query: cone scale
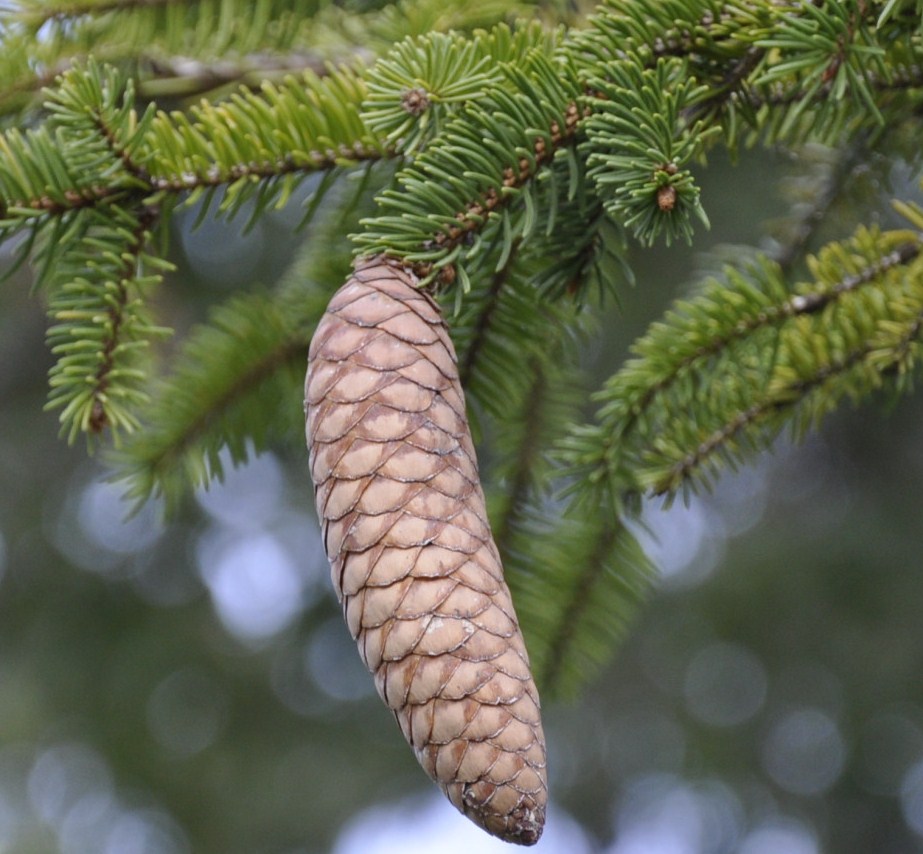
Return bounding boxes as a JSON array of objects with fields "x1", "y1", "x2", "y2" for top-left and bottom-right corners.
[{"x1": 305, "y1": 257, "x2": 547, "y2": 844}]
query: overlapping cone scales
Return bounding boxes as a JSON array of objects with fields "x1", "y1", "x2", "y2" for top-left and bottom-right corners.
[{"x1": 305, "y1": 258, "x2": 547, "y2": 844}]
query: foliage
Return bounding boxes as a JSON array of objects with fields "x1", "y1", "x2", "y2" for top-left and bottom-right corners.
[{"x1": 2, "y1": 0, "x2": 923, "y2": 698}]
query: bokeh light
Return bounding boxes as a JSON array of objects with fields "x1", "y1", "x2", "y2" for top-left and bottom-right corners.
[
  {"x1": 47, "y1": 468, "x2": 164, "y2": 576},
  {"x1": 683, "y1": 642, "x2": 768, "y2": 727},
  {"x1": 78, "y1": 481, "x2": 163, "y2": 557},
  {"x1": 332, "y1": 794, "x2": 593, "y2": 854},
  {"x1": 634, "y1": 499, "x2": 724, "y2": 588},
  {"x1": 146, "y1": 669, "x2": 229, "y2": 758},
  {"x1": 305, "y1": 618, "x2": 376, "y2": 703},
  {"x1": 8, "y1": 742, "x2": 190, "y2": 854},
  {"x1": 195, "y1": 451, "x2": 286, "y2": 530},
  {"x1": 760, "y1": 707, "x2": 846, "y2": 796},
  {"x1": 608, "y1": 774, "x2": 744, "y2": 854},
  {"x1": 858, "y1": 709, "x2": 923, "y2": 796},
  {"x1": 737, "y1": 818, "x2": 819, "y2": 854},
  {"x1": 196, "y1": 528, "x2": 310, "y2": 641},
  {"x1": 900, "y1": 759, "x2": 923, "y2": 837}
]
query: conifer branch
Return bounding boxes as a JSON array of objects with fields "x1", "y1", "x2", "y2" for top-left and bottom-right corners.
[
  {"x1": 657, "y1": 345, "x2": 870, "y2": 494},
  {"x1": 1, "y1": 0, "x2": 548, "y2": 119},
  {"x1": 457, "y1": 241, "x2": 522, "y2": 388},
  {"x1": 490, "y1": 358, "x2": 548, "y2": 562},
  {"x1": 507, "y1": 510, "x2": 653, "y2": 698},
  {"x1": 86, "y1": 208, "x2": 157, "y2": 434},
  {"x1": 130, "y1": 334, "x2": 309, "y2": 504},
  {"x1": 597, "y1": 234, "x2": 921, "y2": 469},
  {"x1": 557, "y1": 227, "x2": 923, "y2": 510},
  {"x1": 115, "y1": 288, "x2": 318, "y2": 509},
  {"x1": 0, "y1": 62, "x2": 393, "y2": 241},
  {"x1": 113, "y1": 169, "x2": 381, "y2": 505},
  {"x1": 772, "y1": 137, "x2": 870, "y2": 274},
  {"x1": 655, "y1": 295, "x2": 923, "y2": 493},
  {"x1": 44, "y1": 204, "x2": 170, "y2": 442},
  {"x1": 538, "y1": 519, "x2": 619, "y2": 692},
  {"x1": 359, "y1": 92, "x2": 584, "y2": 283}
]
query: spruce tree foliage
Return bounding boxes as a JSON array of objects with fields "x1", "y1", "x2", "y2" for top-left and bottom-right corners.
[{"x1": 1, "y1": 0, "x2": 923, "y2": 698}]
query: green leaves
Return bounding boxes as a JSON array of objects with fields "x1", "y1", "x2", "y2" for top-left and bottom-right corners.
[
  {"x1": 560, "y1": 226, "x2": 923, "y2": 506},
  {"x1": 114, "y1": 289, "x2": 311, "y2": 512},
  {"x1": 510, "y1": 514, "x2": 654, "y2": 698},
  {"x1": 756, "y1": 1, "x2": 888, "y2": 136},
  {"x1": 0, "y1": 57, "x2": 394, "y2": 448},
  {"x1": 360, "y1": 23, "x2": 563, "y2": 153},
  {"x1": 143, "y1": 65, "x2": 387, "y2": 218},
  {"x1": 582, "y1": 58, "x2": 713, "y2": 246},
  {"x1": 0, "y1": 62, "x2": 169, "y2": 444},
  {"x1": 356, "y1": 36, "x2": 582, "y2": 281},
  {"x1": 876, "y1": 0, "x2": 923, "y2": 29},
  {"x1": 0, "y1": 66, "x2": 145, "y2": 231},
  {"x1": 45, "y1": 205, "x2": 171, "y2": 444},
  {"x1": 12, "y1": 0, "x2": 325, "y2": 57},
  {"x1": 362, "y1": 32, "x2": 500, "y2": 152}
]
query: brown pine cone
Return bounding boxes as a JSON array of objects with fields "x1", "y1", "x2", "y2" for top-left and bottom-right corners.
[{"x1": 304, "y1": 257, "x2": 547, "y2": 845}]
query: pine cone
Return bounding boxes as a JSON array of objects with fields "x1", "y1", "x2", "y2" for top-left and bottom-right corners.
[{"x1": 304, "y1": 257, "x2": 547, "y2": 844}]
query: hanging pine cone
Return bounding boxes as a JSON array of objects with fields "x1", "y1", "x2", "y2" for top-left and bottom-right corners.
[{"x1": 304, "y1": 257, "x2": 547, "y2": 845}]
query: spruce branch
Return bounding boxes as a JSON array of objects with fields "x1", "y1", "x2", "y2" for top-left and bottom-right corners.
[
  {"x1": 362, "y1": 31, "x2": 503, "y2": 154},
  {"x1": 112, "y1": 165, "x2": 386, "y2": 507},
  {"x1": 536, "y1": 517, "x2": 618, "y2": 693},
  {"x1": 489, "y1": 357, "x2": 551, "y2": 561},
  {"x1": 118, "y1": 64, "x2": 392, "y2": 218},
  {"x1": 0, "y1": 62, "x2": 391, "y2": 232},
  {"x1": 44, "y1": 203, "x2": 171, "y2": 443},
  {"x1": 1, "y1": 0, "x2": 331, "y2": 117},
  {"x1": 771, "y1": 137, "x2": 872, "y2": 275},
  {"x1": 0, "y1": 59, "x2": 394, "y2": 447},
  {"x1": 508, "y1": 512, "x2": 654, "y2": 698},
  {"x1": 117, "y1": 297, "x2": 310, "y2": 511},
  {"x1": 356, "y1": 57, "x2": 585, "y2": 285},
  {"x1": 558, "y1": 226, "x2": 923, "y2": 508},
  {"x1": 473, "y1": 338, "x2": 654, "y2": 699},
  {"x1": 877, "y1": 0, "x2": 923, "y2": 30},
  {"x1": 0, "y1": 0, "x2": 552, "y2": 119},
  {"x1": 655, "y1": 289, "x2": 923, "y2": 493},
  {"x1": 16, "y1": 0, "x2": 175, "y2": 28},
  {"x1": 582, "y1": 56, "x2": 714, "y2": 246},
  {"x1": 456, "y1": 240, "x2": 523, "y2": 390}
]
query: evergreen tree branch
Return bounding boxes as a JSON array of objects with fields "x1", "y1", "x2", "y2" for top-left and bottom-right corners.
[
  {"x1": 537, "y1": 517, "x2": 619, "y2": 693},
  {"x1": 558, "y1": 226, "x2": 923, "y2": 507},
  {"x1": 357, "y1": 82, "x2": 585, "y2": 284},
  {"x1": 507, "y1": 511, "x2": 654, "y2": 698},
  {"x1": 1, "y1": 0, "x2": 551, "y2": 119},
  {"x1": 618, "y1": 235, "x2": 917, "y2": 462},
  {"x1": 771, "y1": 136, "x2": 872, "y2": 275},
  {"x1": 117, "y1": 295, "x2": 312, "y2": 510},
  {"x1": 44, "y1": 203, "x2": 171, "y2": 442},
  {"x1": 113, "y1": 164, "x2": 386, "y2": 507},
  {"x1": 20, "y1": 0, "x2": 175, "y2": 27},
  {"x1": 86, "y1": 209, "x2": 156, "y2": 433},
  {"x1": 456, "y1": 240, "x2": 522, "y2": 389},
  {"x1": 654, "y1": 293, "x2": 923, "y2": 494},
  {"x1": 0, "y1": 63, "x2": 391, "y2": 237},
  {"x1": 489, "y1": 358, "x2": 549, "y2": 561}
]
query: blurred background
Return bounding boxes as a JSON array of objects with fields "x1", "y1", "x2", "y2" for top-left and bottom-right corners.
[{"x1": 2, "y1": 137, "x2": 923, "y2": 854}]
